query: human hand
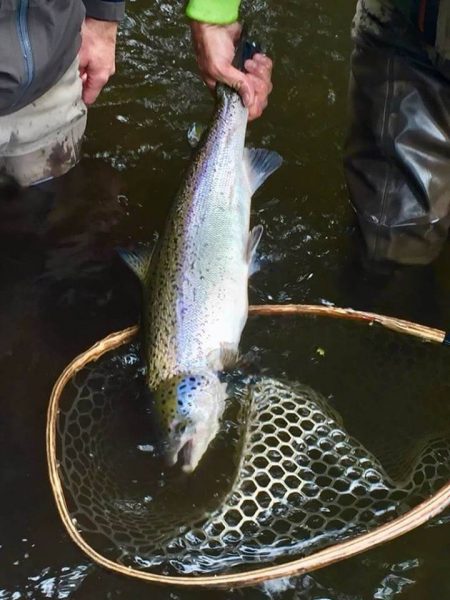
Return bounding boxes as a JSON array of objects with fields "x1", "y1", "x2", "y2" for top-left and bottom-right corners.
[
  {"x1": 189, "y1": 21, "x2": 273, "y2": 121},
  {"x1": 78, "y1": 18, "x2": 118, "y2": 105}
]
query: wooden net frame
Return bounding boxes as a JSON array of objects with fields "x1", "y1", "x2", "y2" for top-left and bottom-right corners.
[{"x1": 47, "y1": 305, "x2": 450, "y2": 589}]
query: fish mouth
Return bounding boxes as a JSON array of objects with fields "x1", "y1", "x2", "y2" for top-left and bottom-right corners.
[
  {"x1": 161, "y1": 378, "x2": 227, "y2": 473},
  {"x1": 165, "y1": 437, "x2": 195, "y2": 472},
  {"x1": 181, "y1": 439, "x2": 194, "y2": 473}
]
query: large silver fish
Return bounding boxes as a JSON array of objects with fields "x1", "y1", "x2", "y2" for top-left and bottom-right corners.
[{"x1": 121, "y1": 40, "x2": 282, "y2": 473}]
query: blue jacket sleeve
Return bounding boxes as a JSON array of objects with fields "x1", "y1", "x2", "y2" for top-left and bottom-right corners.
[{"x1": 82, "y1": 0, "x2": 125, "y2": 21}]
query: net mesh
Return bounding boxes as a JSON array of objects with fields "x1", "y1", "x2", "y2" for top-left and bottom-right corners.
[{"x1": 54, "y1": 316, "x2": 450, "y2": 576}]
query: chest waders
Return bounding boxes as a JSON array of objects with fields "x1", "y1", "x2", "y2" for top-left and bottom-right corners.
[
  {"x1": 395, "y1": 0, "x2": 450, "y2": 60},
  {"x1": 345, "y1": 0, "x2": 450, "y2": 264}
]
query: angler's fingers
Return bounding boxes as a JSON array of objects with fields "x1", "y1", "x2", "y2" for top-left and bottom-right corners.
[
  {"x1": 244, "y1": 62, "x2": 272, "y2": 103},
  {"x1": 247, "y1": 84, "x2": 268, "y2": 120},
  {"x1": 219, "y1": 65, "x2": 255, "y2": 108},
  {"x1": 255, "y1": 53, "x2": 273, "y2": 73},
  {"x1": 204, "y1": 76, "x2": 216, "y2": 91},
  {"x1": 248, "y1": 94, "x2": 269, "y2": 121},
  {"x1": 247, "y1": 52, "x2": 273, "y2": 71},
  {"x1": 78, "y1": 64, "x2": 88, "y2": 84},
  {"x1": 82, "y1": 80, "x2": 102, "y2": 105},
  {"x1": 82, "y1": 68, "x2": 112, "y2": 105},
  {"x1": 246, "y1": 70, "x2": 272, "y2": 121},
  {"x1": 245, "y1": 54, "x2": 273, "y2": 78}
]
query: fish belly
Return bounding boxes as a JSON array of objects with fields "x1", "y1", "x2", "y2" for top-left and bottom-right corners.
[{"x1": 175, "y1": 180, "x2": 251, "y2": 373}]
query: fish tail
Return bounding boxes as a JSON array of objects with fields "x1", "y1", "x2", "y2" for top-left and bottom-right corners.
[{"x1": 232, "y1": 25, "x2": 262, "y2": 72}]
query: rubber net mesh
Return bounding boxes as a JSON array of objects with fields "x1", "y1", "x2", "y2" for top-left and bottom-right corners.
[{"x1": 54, "y1": 316, "x2": 450, "y2": 575}]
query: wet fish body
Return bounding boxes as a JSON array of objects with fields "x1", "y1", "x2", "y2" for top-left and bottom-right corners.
[{"x1": 122, "y1": 73, "x2": 281, "y2": 472}]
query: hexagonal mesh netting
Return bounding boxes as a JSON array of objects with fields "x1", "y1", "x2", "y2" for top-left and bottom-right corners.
[{"x1": 49, "y1": 310, "x2": 450, "y2": 582}]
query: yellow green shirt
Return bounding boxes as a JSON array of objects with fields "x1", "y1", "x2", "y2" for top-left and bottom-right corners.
[{"x1": 185, "y1": 0, "x2": 241, "y2": 24}]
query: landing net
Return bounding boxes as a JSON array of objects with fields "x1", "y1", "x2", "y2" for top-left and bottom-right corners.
[{"x1": 47, "y1": 305, "x2": 450, "y2": 588}]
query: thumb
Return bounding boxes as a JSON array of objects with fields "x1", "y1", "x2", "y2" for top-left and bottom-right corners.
[
  {"x1": 220, "y1": 66, "x2": 254, "y2": 108},
  {"x1": 228, "y1": 21, "x2": 243, "y2": 44}
]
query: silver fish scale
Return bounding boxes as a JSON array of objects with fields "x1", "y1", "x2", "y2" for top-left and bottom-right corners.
[
  {"x1": 146, "y1": 87, "x2": 250, "y2": 388},
  {"x1": 56, "y1": 356, "x2": 450, "y2": 575}
]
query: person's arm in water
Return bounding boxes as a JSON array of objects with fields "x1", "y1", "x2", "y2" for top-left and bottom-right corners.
[
  {"x1": 186, "y1": 0, "x2": 273, "y2": 120},
  {"x1": 79, "y1": 1, "x2": 126, "y2": 105}
]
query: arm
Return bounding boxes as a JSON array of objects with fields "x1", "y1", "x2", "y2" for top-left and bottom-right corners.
[
  {"x1": 79, "y1": 1, "x2": 125, "y2": 105},
  {"x1": 186, "y1": 0, "x2": 273, "y2": 121}
]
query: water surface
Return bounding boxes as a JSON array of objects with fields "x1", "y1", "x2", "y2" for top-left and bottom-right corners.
[{"x1": 1, "y1": 0, "x2": 449, "y2": 598}]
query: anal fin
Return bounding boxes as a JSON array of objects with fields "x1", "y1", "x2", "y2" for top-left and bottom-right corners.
[
  {"x1": 247, "y1": 224, "x2": 263, "y2": 275},
  {"x1": 207, "y1": 343, "x2": 239, "y2": 371}
]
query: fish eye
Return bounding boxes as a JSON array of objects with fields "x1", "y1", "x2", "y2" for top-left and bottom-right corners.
[{"x1": 175, "y1": 422, "x2": 187, "y2": 434}]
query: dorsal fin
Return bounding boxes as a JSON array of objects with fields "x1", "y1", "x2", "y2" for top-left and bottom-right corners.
[{"x1": 244, "y1": 147, "x2": 283, "y2": 194}]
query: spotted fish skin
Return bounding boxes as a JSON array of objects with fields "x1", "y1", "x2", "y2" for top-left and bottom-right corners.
[
  {"x1": 123, "y1": 77, "x2": 282, "y2": 471},
  {"x1": 149, "y1": 87, "x2": 250, "y2": 386},
  {"x1": 147, "y1": 84, "x2": 281, "y2": 382}
]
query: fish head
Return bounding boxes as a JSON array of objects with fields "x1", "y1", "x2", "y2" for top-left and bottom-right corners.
[{"x1": 154, "y1": 372, "x2": 227, "y2": 473}]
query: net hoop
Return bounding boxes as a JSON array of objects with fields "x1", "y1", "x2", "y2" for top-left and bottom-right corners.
[{"x1": 47, "y1": 304, "x2": 450, "y2": 589}]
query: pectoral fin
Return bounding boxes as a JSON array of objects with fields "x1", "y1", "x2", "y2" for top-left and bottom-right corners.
[
  {"x1": 220, "y1": 343, "x2": 240, "y2": 369},
  {"x1": 244, "y1": 147, "x2": 283, "y2": 194},
  {"x1": 207, "y1": 344, "x2": 239, "y2": 370},
  {"x1": 187, "y1": 122, "x2": 206, "y2": 148}
]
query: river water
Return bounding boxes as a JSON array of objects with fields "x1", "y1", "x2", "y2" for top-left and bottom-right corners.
[{"x1": 1, "y1": 0, "x2": 449, "y2": 598}]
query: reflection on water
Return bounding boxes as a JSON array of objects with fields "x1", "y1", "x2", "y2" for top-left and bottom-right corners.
[
  {"x1": 1, "y1": 0, "x2": 450, "y2": 598},
  {"x1": 0, "y1": 564, "x2": 93, "y2": 599}
]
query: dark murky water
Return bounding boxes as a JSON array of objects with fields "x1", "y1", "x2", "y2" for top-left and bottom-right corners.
[{"x1": 1, "y1": 0, "x2": 449, "y2": 598}]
